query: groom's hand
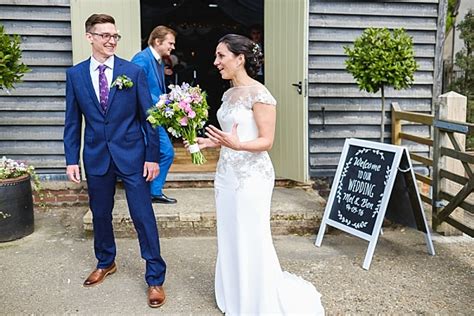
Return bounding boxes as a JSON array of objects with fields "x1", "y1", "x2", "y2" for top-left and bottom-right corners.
[
  {"x1": 143, "y1": 162, "x2": 160, "y2": 182},
  {"x1": 66, "y1": 165, "x2": 81, "y2": 183}
]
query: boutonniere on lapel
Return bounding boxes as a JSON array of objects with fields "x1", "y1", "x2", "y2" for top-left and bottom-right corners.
[{"x1": 111, "y1": 75, "x2": 133, "y2": 90}]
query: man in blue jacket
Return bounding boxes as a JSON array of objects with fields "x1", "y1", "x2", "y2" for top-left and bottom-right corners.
[
  {"x1": 63, "y1": 14, "x2": 166, "y2": 308},
  {"x1": 131, "y1": 26, "x2": 177, "y2": 204}
]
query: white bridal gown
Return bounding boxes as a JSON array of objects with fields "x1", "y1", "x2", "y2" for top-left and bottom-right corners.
[{"x1": 214, "y1": 84, "x2": 325, "y2": 316}]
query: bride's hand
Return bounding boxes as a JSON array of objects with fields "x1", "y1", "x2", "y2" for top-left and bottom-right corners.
[
  {"x1": 183, "y1": 137, "x2": 215, "y2": 150},
  {"x1": 205, "y1": 124, "x2": 241, "y2": 150}
]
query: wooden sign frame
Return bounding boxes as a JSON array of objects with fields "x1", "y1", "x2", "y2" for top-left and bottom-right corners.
[{"x1": 315, "y1": 138, "x2": 435, "y2": 270}]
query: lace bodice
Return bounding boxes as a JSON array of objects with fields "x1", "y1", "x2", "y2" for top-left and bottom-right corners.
[{"x1": 215, "y1": 84, "x2": 277, "y2": 189}]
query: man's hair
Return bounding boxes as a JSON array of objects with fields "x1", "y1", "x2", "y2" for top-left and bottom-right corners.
[
  {"x1": 148, "y1": 25, "x2": 176, "y2": 47},
  {"x1": 85, "y1": 14, "x2": 115, "y2": 33}
]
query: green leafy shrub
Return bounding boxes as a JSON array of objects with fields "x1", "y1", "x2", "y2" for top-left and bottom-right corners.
[
  {"x1": 446, "y1": 0, "x2": 459, "y2": 32},
  {"x1": 344, "y1": 28, "x2": 418, "y2": 142},
  {"x1": 448, "y1": 10, "x2": 473, "y2": 149},
  {"x1": 450, "y1": 10, "x2": 473, "y2": 99},
  {"x1": 0, "y1": 24, "x2": 29, "y2": 90}
]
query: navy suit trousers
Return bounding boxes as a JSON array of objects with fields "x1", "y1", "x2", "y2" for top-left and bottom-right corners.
[{"x1": 86, "y1": 160, "x2": 166, "y2": 286}]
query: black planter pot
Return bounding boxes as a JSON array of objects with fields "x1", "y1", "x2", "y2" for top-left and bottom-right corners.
[{"x1": 0, "y1": 174, "x2": 34, "y2": 242}]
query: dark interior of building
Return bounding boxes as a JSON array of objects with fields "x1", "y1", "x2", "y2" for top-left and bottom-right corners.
[{"x1": 140, "y1": 0, "x2": 263, "y2": 129}]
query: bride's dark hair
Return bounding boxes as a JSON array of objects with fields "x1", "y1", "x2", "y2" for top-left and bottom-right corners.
[{"x1": 218, "y1": 34, "x2": 263, "y2": 78}]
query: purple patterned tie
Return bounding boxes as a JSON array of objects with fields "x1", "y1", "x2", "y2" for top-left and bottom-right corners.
[{"x1": 98, "y1": 64, "x2": 109, "y2": 113}]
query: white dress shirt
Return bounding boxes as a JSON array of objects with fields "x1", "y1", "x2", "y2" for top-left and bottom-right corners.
[
  {"x1": 90, "y1": 55, "x2": 114, "y2": 102},
  {"x1": 149, "y1": 46, "x2": 162, "y2": 64}
]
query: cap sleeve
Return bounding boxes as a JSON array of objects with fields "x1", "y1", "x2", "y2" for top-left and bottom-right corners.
[{"x1": 252, "y1": 86, "x2": 277, "y2": 107}]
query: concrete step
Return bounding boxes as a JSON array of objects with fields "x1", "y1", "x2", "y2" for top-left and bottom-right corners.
[{"x1": 83, "y1": 187, "x2": 326, "y2": 237}]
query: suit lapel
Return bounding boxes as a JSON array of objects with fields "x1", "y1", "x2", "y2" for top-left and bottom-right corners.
[
  {"x1": 106, "y1": 56, "x2": 121, "y2": 113},
  {"x1": 147, "y1": 47, "x2": 166, "y2": 92},
  {"x1": 81, "y1": 59, "x2": 103, "y2": 114},
  {"x1": 157, "y1": 61, "x2": 166, "y2": 92}
]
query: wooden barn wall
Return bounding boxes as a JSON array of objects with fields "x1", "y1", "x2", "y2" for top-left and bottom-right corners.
[
  {"x1": 0, "y1": 0, "x2": 71, "y2": 175},
  {"x1": 308, "y1": 0, "x2": 439, "y2": 177},
  {"x1": 0, "y1": 0, "x2": 442, "y2": 179}
]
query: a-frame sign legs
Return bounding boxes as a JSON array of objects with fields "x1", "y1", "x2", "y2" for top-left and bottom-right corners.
[
  {"x1": 401, "y1": 148, "x2": 435, "y2": 256},
  {"x1": 363, "y1": 239, "x2": 379, "y2": 270},
  {"x1": 315, "y1": 220, "x2": 326, "y2": 247},
  {"x1": 424, "y1": 232, "x2": 435, "y2": 256},
  {"x1": 315, "y1": 139, "x2": 435, "y2": 270}
]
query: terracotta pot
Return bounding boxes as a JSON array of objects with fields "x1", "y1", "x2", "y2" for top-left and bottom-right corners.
[{"x1": 0, "y1": 174, "x2": 34, "y2": 242}]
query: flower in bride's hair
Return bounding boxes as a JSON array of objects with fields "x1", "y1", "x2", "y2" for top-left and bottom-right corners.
[
  {"x1": 251, "y1": 42, "x2": 263, "y2": 65},
  {"x1": 252, "y1": 42, "x2": 259, "y2": 55}
]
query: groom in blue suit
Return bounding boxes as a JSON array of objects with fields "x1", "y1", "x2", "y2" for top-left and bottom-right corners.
[
  {"x1": 63, "y1": 14, "x2": 166, "y2": 308},
  {"x1": 131, "y1": 25, "x2": 177, "y2": 204}
]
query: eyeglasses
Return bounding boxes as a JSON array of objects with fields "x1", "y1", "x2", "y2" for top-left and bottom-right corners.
[{"x1": 89, "y1": 32, "x2": 122, "y2": 42}]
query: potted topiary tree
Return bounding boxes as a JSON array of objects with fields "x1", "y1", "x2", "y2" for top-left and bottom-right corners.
[
  {"x1": 0, "y1": 24, "x2": 34, "y2": 242},
  {"x1": 344, "y1": 28, "x2": 418, "y2": 142}
]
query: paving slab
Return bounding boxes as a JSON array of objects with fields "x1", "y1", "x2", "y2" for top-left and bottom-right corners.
[{"x1": 1, "y1": 208, "x2": 472, "y2": 315}]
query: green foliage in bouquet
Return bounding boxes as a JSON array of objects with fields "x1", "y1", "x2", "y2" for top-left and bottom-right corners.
[
  {"x1": 147, "y1": 83, "x2": 209, "y2": 164},
  {"x1": 344, "y1": 28, "x2": 418, "y2": 142},
  {"x1": 0, "y1": 25, "x2": 29, "y2": 90}
]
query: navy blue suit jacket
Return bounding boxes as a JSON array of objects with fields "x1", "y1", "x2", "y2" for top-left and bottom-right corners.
[
  {"x1": 131, "y1": 47, "x2": 166, "y2": 104},
  {"x1": 63, "y1": 55, "x2": 159, "y2": 176}
]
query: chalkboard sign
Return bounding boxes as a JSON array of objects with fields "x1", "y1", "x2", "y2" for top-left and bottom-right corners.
[
  {"x1": 315, "y1": 138, "x2": 434, "y2": 270},
  {"x1": 328, "y1": 145, "x2": 396, "y2": 236}
]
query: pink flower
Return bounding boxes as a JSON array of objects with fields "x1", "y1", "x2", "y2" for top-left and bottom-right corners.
[
  {"x1": 179, "y1": 100, "x2": 189, "y2": 110},
  {"x1": 179, "y1": 117, "x2": 188, "y2": 126},
  {"x1": 187, "y1": 110, "x2": 196, "y2": 119},
  {"x1": 191, "y1": 93, "x2": 202, "y2": 103}
]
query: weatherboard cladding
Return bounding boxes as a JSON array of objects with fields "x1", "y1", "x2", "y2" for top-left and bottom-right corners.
[
  {"x1": 309, "y1": 0, "x2": 438, "y2": 177},
  {"x1": 0, "y1": 0, "x2": 71, "y2": 173},
  {"x1": 0, "y1": 0, "x2": 438, "y2": 178}
]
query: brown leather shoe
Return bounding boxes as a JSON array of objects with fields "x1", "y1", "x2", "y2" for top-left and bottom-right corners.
[
  {"x1": 83, "y1": 262, "x2": 117, "y2": 287},
  {"x1": 147, "y1": 285, "x2": 166, "y2": 308}
]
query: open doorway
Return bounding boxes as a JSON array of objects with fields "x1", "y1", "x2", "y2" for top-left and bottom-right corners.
[{"x1": 140, "y1": 0, "x2": 264, "y2": 129}]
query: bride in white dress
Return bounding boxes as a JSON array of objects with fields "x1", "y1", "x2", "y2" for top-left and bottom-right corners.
[{"x1": 190, "y1": 34, "x2": 324, "y2": 315}]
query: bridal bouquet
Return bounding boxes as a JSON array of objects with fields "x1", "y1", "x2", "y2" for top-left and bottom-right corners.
[{"x1": 147, "y1": 83, "x2": 209, "y2": 164}]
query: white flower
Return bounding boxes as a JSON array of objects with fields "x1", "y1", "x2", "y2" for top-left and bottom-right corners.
[
  {"x1": 156, "y1": 99, "x2": 165, "y2": 108},
  {"x1": 164, "y1": 107, "x2": 174, "y2": 118},
  {"x1": 167, "y1": 127, "x2": 181, "y2": 138}
]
